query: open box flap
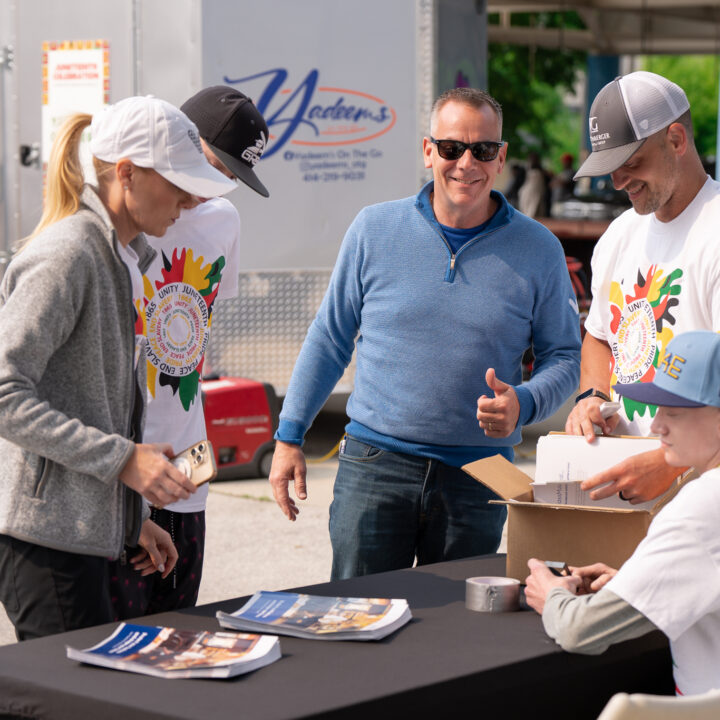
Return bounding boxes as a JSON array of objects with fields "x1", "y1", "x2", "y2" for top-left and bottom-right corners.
[
  {"x1": 547, "y1": 431, "x2": 653, "y2": 439},
  {"x1": 462, "y1": 454, "x2": 533, "y2": 501},
  {"x1": 489, "y1": 498, "x2": 643, "y2": 514}
]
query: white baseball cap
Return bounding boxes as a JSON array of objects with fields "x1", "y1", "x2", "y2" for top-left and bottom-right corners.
[
  {"x1": 89, "y1": 96, "x2": 237, "y2": 198},
  {"x1": 575, "y1": 71, "x2": 690, "y2": 179}
]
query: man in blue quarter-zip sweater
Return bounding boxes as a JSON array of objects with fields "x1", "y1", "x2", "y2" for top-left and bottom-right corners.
[{"x1": 269, "y1": 87, "x2": 581, "y2": 579}]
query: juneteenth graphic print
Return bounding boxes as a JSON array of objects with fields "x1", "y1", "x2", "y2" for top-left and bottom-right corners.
[
  {"x1": 608, "y1": 264, "x2": 682, "y2": 420},
  {"x1": 143, "y1": 248, "x2": 225, "y2": 411}
]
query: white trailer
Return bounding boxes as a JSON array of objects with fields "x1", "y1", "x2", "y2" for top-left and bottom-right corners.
[{"x1": 0, "y1": 0, "x2": 488, "y2": 394}]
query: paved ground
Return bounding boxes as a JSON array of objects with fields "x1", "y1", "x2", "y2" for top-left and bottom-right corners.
[{"x1": 0, "y1": 404, "x2": 562, "y2": 647}]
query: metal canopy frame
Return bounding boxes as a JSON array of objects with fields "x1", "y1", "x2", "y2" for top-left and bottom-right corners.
[{"x1": 487, "y1": 1, "x2": 720, "y2": 55}]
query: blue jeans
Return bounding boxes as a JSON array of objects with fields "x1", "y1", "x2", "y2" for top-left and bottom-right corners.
[{"x1": 329, "y1": 436, "x2": 508, "y2": 580}]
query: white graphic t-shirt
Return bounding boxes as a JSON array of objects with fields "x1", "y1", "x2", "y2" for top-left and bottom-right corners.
[
  {"x1": 585, "y1": 177, "x2": 720, "y2": 435},
  {"x1": 141, "y1": 197, "x2": 241, "y2": 512},
  {"x1": 607, "y1": 468, "x2": 720, "y2": 696}
]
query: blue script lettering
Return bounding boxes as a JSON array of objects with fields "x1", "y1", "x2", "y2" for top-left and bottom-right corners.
[
  {"x1": 225, "y1": 69, "x2": 317, "y2": 159},
  {"x1": 224, "y1": 68, "x2": 391, "y2": 158},
  {"x1": 307, "y1": 97, "x2": 390, "y2": 124}
]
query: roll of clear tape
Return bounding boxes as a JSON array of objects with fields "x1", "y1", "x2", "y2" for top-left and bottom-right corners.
[{"x1": 465, "y1": 576, "x2": 521, "y2": 612}]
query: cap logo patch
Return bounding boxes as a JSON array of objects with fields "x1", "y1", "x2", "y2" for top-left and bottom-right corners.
[
  {"x1": 588, "y1": 116, "x2": 611, "y2": 149},
  {"x1": 187, "y1": 128, "x2": 203, "y2": 154},
  {"x1": 660, "y1": 352, "x2": 686, "y2": 380},
  {"x1": 241, "y1": 130, "x2": 267, "y2": 167}
]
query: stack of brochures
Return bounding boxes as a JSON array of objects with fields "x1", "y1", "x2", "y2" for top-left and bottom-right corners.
[
  {"x1": 66, "y1": 623, "x2": 281, "y2": 679},
  {"x1": 217, "y1": 591, "x2": 412, "y2": 641},
  {"x1": 531, "y1": 434, "x2": 662, "y2": 510}
]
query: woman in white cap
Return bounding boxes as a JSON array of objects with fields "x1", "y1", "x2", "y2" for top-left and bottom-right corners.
[
  {"x1": 525, "y1": 330, "x2": 720, "y2": 696},
  {"x1": 0, "y1": 96, "x2": 236, "y2": 640}
]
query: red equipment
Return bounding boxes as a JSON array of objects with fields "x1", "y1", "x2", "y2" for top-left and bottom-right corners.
[{"x1": 202, "y1": 377, "x2": 279, "y2": 479}]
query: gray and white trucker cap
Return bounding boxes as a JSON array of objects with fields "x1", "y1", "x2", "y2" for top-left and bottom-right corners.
[{"x1": 574, "y1": 71, "x2": 690, "y2": 179}]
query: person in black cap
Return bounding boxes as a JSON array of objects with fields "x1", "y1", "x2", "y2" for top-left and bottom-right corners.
[
  {"x1": 564, "y1": 70, "x2": 720, "y2": 506},
  {"x1": 181, "y1": 86, "x2": 269, "y2": 198},
  {"x1": 108, "y1": 86, "x2": 269, "y2": 618}
]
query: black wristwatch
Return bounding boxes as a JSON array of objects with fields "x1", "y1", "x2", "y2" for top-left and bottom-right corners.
[{"x1": 575, "y1": 388, "x2": 611, "y2": 404}]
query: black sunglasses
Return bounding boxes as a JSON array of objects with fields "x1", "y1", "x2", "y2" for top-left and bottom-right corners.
[{"x1": 430, "y1": 137, "x2": 505, "y2": 162}]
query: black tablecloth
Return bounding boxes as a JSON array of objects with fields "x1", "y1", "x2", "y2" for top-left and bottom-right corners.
[{"x1": 0, "y1": 555, "x2": 673, "y2": 720}]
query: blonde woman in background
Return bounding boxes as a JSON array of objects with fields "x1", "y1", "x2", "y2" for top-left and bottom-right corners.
[{"x1": 0, "y1": 96, "x2": 236, "y2": 640}]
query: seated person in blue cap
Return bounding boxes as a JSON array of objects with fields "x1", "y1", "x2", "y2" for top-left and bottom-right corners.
[{"x1": 524, "y1": 329, "x2": 720, "y2": 696}]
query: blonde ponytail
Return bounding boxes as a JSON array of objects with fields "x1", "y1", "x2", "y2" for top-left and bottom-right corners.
[{"x1": 23, "y1": 113, "x2": 92, "y2": 245}]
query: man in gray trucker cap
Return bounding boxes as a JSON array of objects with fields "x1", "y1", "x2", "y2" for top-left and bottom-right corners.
[{"x1": 565, "y1": 70, "x2": 720, "y2": 505}]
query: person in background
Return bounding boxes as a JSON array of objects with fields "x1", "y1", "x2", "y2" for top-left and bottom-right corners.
[
  {"x1": 565, "y1": 71, "x2": 720, "y2": 506},
  {"x1": 108, "y1": 87, "x2": 270, "y2": 618},
  {"x1": 268, "y1": 87, "x2": 581, "y2": 580},
  {"x1": 0, "y1": 96, "x2": 236, "y2": 640},
  {"x1": 518, "y1": 151, "x2": 550, "y2": 217},
  {"x1": 503, "y1": 162, "x2": 526, "y2": 207},
  {"x1": 550, "y1": 152, "x2": 576, "y2": 207},
  {"x1": 526, "y1": 330, "x2": 720, "y2": 697}
]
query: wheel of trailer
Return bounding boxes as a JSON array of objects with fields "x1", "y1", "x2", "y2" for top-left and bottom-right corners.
[{"x1": 259, "y1": 449, "x2": 274, "y2": 478}]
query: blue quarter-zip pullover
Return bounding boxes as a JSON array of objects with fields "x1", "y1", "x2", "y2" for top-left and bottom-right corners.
[{"x1": 277, "y1": 181, "x2": 581, "y2": 465}]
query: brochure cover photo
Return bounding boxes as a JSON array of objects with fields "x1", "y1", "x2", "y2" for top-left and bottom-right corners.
[
  {"x1": 217, "y1": 591, "x2": 412, "y2": 641},
  {"x1": 66, "y1": 623, "x2": 281, "y2": 679}
]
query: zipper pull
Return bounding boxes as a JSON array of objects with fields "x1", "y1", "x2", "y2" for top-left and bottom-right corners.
[
  {"x1": 445, "y1": 254, "x2": 457, "y2": 283},
  {"x1": 120, "y1": 549, "x2": 127, "y2": 566}
]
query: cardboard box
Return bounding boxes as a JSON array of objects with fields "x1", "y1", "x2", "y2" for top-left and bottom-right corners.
[{"x1": 462, "y1": 454, "x2": 679, "y2": 581}]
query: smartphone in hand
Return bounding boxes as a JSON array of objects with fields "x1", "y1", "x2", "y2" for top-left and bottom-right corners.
[
  {"x1": 599, "y1": 401, "x2": 621, "y2": 419},
  {"x1": 171, "y1": 441, "x2": 217, "y2": 487}
]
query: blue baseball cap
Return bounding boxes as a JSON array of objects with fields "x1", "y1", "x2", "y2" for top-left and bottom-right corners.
[{"x1": 614, "y1": 331, "x2": 720, "y2": 408}]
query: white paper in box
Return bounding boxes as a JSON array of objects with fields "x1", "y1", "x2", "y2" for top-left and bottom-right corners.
[{"x1": 531, "y1": 434, "x2": 662, "y2": 510}]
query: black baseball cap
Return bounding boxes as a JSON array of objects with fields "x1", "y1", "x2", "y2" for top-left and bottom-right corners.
[
  {"x1": 181, "y1": 86, "x2": 269, "y2": 197},
  {"x1": 574, "y1": 71, "x2": 690, "y2": 180}
]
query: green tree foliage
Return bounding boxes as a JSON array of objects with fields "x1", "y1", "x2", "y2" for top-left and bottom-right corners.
[
  {"x1": 488, "y1": 12, "x2": 587, "y2": 171},
  {"x1": 641, "y1": 55, "x2": 719, "y2": 160}
]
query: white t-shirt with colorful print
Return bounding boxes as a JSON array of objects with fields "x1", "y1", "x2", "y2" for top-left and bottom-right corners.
[
  {"x1": 141, "y1": 197, "x2": 241, "y2": 512},
  {"x1": 607, "y1": 468, "x2": 720, "y2": 696},
  {"x1": 585, "y1": 176, "x2": 720, "y2": 435}
]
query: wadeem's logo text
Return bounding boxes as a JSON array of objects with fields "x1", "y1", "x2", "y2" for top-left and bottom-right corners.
[{"x1": 224, "y1": 69, "x2": 396, "y2": 159}]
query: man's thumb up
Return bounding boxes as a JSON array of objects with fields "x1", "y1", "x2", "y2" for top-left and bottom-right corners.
[{"x1": 485, "y1": 367, "x2": 510, "y2": 396}]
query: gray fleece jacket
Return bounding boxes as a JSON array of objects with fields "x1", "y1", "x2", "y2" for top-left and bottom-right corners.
[{"x1": 0, "y1": 186, "x2": 155, "y2": 558}]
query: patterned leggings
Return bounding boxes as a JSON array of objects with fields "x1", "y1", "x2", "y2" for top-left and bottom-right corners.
[{"x1": 108, "y1": 508, "x2": 206, "y2": 620}]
